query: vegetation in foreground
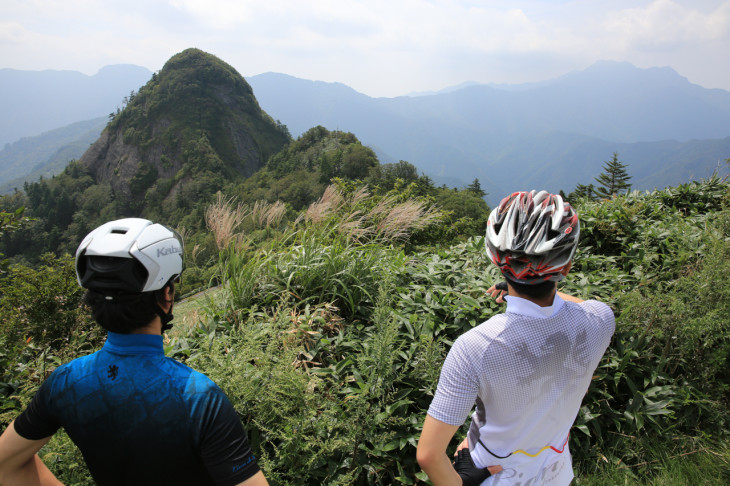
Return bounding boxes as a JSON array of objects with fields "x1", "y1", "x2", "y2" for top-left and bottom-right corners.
[{"x1": 1, "y1": 176, "x2": 729, "y2": 484}]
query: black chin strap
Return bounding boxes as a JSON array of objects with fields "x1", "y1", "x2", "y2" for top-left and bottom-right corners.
[{"x1": 154, "y1": 306, "x2": 174, "y2": 333}]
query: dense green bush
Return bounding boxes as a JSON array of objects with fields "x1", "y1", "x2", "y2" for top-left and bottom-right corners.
[
  {"x1": 615, "y1": 210, "x2": 730, "y2": 402},
  {"x1": 0, "y1": 254, "x2": 103, "y2": 429}
]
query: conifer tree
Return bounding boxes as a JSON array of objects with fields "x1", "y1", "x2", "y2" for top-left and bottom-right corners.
[
  {"x1": 466, "y1": 178, "x2": 487, "y2": 198},
  {"x1": 594, "y1": 152, "x2": 631, "y2": 198}
]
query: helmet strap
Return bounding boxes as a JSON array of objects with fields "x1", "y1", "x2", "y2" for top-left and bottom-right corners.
[{"x1": 154, "y1": 305, "x2": 174, "y2": 333}]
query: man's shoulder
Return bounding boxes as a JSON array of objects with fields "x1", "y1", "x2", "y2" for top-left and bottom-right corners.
[
  {"x1": 567, "y1": 299, "x2": 615, "y2": 321},
  {"x1": 452, "y1": 312, "x2": 510, "y2": 350},
  {"x1": 562, "y1": 299, "x2": 616, "y2": 341},
  {"x1": 161, "y1": 358, "x2": 222, "y2": 394},
  {"x1": 46, "y1": 350, "x2": 99, "y2": 377}
]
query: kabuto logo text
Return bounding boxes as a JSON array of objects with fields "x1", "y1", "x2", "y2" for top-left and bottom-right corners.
[{"x1": 157, "y1": 246, "x2": 182, "y2": 257}]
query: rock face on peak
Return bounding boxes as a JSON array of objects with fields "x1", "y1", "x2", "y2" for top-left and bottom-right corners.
[{"x1": 79, "y1": 48, "x2": 290, "y2": 207}]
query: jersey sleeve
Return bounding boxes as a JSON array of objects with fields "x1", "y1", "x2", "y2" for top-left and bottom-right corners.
[
  {"x1": 13, "y1": 375, "x2": 61, "y2": 440},
  {"x1": 195, "y1": 382, "x2": 261, "y2": 486},
  {"x1": 427, "y1": 336, "x2": 480, "y2": 426},
  {"x1": 580, "y1": 300, "x2": 616, "y2": 345}
]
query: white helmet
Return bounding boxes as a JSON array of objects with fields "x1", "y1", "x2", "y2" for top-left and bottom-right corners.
[
  {"x1": 75, "y1": 218, "x2": 183, "y2": 293},
  {"x1": 485, "y1": 190, "x2": 579, "y2": 284}
]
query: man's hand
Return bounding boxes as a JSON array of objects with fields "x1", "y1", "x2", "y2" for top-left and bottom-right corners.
[
  {"x1": 486, "y1": 281, "x2": 508, "y2": 304},
  {"x1": 453, "y1": 448, "x2": 497, "y2": 486}
]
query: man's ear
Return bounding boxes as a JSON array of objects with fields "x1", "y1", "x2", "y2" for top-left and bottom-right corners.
[
  {"x1": 163, "y1": 284, "x2": 174, "y2": 303},
  {"x1": 560, "y1": 261, "x2": 573, "y2": 277},
  {"x1": 156, "y1": 284, "x2": 174, "y2": 306}
]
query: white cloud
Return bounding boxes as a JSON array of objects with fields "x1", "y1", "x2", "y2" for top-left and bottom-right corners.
[
  {"x1": 604, "y1": 0, "x2": 730, "y2": 51},
  {"x1": 0, "y1": 22, "x2": 32, "y2": 44},
  {"x1": 1, "y1": 0, "x2": 729, "y2": 95}
]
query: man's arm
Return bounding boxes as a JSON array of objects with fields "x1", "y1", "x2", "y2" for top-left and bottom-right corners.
[
  {"x1": 417, "y1": 414, "x2": 463, "y2": 486},
  {"x1": 417, "y1": 415, "x2": 502, "y2": 486},
  {"x1": 557, "y1": 291, "x2": 584, "y2": 303},
  {"x1": 236, "y1": 470, "x2": 269, "y2": 486},
  {"x1": 0, "y1": 421, "x2": 63, "y2": 486}
]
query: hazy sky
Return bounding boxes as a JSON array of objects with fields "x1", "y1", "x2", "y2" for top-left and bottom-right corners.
[{"x1": 2, "y1": 0, "x2": 729, "y2": 97}]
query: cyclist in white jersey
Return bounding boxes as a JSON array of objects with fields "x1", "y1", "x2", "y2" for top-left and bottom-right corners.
[{"x1": 417, "y1": 190, "x2": 615, "y2": 486}]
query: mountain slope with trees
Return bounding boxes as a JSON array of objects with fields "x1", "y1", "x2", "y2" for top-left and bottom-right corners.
[{"x1": 80, "y1": 48, "x2": 290, "y2": 208}]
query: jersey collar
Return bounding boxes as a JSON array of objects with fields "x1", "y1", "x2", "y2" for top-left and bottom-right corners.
[
  {"x1": 104, "y1": 331, "x2": 165, "y2": 355},
  {"x1": 504, "y1": 293, "x2": 565, "y2": 319}
]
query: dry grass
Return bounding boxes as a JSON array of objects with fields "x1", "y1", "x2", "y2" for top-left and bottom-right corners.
[
  {"x1": 205, "y1": 183, "x2": 442, "y2": 254},
  {"x1": 299, "y1": 184, "x2": 443, "y2": 243},
  {"x1": 371, "y1": 198, "x2": 442, "y2": 242},
  {"x1": 206, "y1": 195, "x2": 289, "y2": 250},
  {"x1": 252, "y1": 200, "x2": 287, "y2": 229},
  {"x1": 302, "y1": 185, "x2": 346, "y2": 224},
  {"x1": 206, "y1": 192, "x2": 249, "y2": 250}
]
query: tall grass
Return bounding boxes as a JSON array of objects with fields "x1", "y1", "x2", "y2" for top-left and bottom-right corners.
[
  {"x1": 208, "y1": 184, "x2": 443, "y2": 325},
  {"x1": 205, "y1": 192, "x2": 249, "y2": 250},
  {"x1": 299, "y1": 185, "x2": 443, "y2": 244}
]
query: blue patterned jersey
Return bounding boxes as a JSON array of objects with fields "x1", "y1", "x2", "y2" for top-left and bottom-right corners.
[{"x1": 14, "y1": 332, "x2": 260, "y2": 485}]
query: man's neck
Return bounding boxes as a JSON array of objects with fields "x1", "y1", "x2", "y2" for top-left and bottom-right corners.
[
  {"x1": 131, "y1": 316, "x2": 163, "y2": 335},
  {"x1": 507, "y1": 287, "x2": 557, "y2": 308}
]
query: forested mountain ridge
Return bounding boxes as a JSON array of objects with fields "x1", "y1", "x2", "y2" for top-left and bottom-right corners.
[
  {"x1": 0, "y1": 49, "x2": 292, "y2": 259},
  {"x1": 2, "y1": 60, "x2": 728, "y2": 204},
  {"x1": 80, "y1": 48, "x2": 290, "y2": 204}
]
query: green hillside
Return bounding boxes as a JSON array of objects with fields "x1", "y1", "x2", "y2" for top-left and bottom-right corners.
[{"x1": 1, "y1": 177, "x2": 728, "y2": 485}]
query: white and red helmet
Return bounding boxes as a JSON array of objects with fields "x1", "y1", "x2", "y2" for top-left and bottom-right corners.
[
  {"x1": 485, "y1": 190, "x2": 579, "y2": 284},
  {"x1": 75, "y1": 218, "x2": 183, "y2": 293}
]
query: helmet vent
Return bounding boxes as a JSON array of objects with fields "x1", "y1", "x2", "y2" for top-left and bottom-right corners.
[{"x1": 111, "y1": 229, "x2": 127, "y2": 234}]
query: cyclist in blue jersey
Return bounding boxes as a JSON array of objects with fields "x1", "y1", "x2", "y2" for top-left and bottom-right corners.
[
  {"x1": 0, "y1": 218, "x2": 269, "y2": 486},
  {"x1": 417, "y1": 191, "x2": 615, "y2": 486}
]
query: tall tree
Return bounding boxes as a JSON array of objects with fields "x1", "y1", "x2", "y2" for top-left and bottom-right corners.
[
  {"x1": 594, "y1": 152, "x2": 631, "y2": 198},
  {"x1": 466, "y1": 178, "x2": 487, "y2": 198}
]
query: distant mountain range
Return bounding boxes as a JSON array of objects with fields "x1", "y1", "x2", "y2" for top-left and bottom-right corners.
[
  {"x1": 0, "y1": 65, "x2": 152, "y2": 147},
  {"x1": 0, "y1": 117, "x2": 106, "y2": 193},
  {"x1": 245, "y1": 61, "x2": 730, "y2": 200},
  {"x1": 1, "y1": 60, "x2": 728, "y2": 203}
]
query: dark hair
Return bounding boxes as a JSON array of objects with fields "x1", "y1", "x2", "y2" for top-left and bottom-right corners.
[
  {"x1": 505, "y1": 276, "x2": 556, "y2": 300},
  {"x1": 82, "y1": 285, "x2": 171, "y2": 333}
]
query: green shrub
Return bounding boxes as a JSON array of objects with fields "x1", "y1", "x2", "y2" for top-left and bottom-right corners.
[
  {"x1": 0, "y1": 254, "x2": 104, "y2": 428},
  {"x1": 615, "y1": 210, "x2": 730, "y2": 402}
]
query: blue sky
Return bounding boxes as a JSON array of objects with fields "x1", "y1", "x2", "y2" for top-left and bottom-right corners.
[{"x1": 2, "y1": 0, "x2": 729, "y2": 97}]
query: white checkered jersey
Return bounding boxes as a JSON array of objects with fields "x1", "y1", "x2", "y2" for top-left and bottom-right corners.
[{"x1": 427, "y1": 294, "x2": 615, "y2": 485}]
